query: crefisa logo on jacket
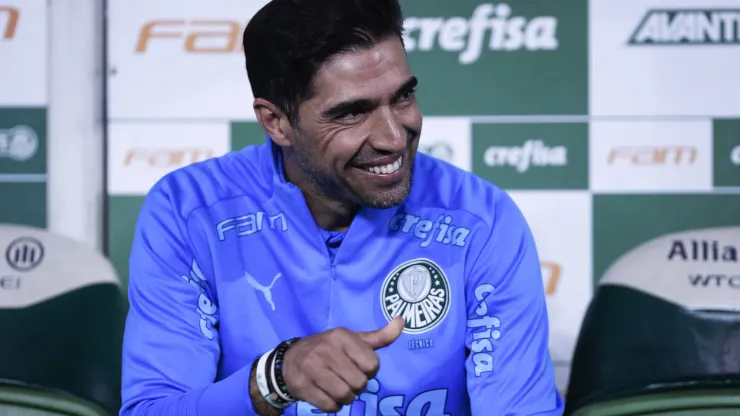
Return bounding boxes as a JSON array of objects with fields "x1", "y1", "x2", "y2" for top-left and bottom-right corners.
[{"x1": 381, "y1": 258, "x2": 450, "y2": 334}]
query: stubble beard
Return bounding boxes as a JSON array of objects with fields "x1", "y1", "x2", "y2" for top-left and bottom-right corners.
[{"x1": 292, "y1": 135, "x2": 413, "y2": 210}]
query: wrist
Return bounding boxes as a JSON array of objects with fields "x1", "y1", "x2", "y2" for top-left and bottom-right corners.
[
  {"x1": 249, "y1": 360, "x2": 282, "y2": 416},
  {"x1": 254, "y1": 338, "x2": 302, "y2": 410}
]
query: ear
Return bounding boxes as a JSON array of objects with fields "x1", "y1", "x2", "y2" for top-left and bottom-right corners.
[{"x1": 253, "y1": 98, "x2": 295, "y2": 147}]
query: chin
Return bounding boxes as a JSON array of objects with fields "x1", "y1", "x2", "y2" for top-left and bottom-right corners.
[
  {"x1": 346, "y1": 159, "x2": 415, "y2": 209},
  {"x1": 359, "y1": 180, "x2": 412, "y2": 209}
]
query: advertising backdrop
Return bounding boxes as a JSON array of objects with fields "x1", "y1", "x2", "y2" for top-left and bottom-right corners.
[
  {"x1": 0, "y1": 1, "x2": 48, "y2": 228},
  {"x1": 105, "y1": 0, "x2": 740, "y2": 394}
]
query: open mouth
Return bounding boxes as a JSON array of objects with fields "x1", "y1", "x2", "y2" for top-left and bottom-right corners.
[{"x1": 363, "y1": 156, "x2": 403, "y2": 175}]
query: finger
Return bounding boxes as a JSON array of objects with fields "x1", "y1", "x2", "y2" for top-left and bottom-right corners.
[
  {"x1": 302, "y1": 385, "x2": 343, "y2": 414},
  {"x1": 355, "y1": 316, "x2": 405, "y2": 350},
  {"x1": 314, "y1": 370, "x2": 356, "y2": 406},
  {"x1": 341, "y1": 335, "x2": 380, "y2": 377},
  {"x1": 328, "y1": 351, "x2": 369, "y2": 393}
]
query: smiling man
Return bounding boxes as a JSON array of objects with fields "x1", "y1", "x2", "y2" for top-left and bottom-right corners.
[{"x1": 119, "y1": 0, "x2": 564, "y2": 415}]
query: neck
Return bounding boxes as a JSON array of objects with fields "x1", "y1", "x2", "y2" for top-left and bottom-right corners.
[{"x1": 281, "y1": 148, "x2": 359, "y2": 231}]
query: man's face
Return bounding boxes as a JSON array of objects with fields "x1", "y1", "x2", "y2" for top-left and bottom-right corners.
[{"x1": 290, "y1": 37, "x2": 422, "y2": 209}]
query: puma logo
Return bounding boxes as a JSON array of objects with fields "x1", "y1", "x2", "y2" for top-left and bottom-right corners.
[{"x1": 246, "y1": 272, "x2": 283, "y2": 311}]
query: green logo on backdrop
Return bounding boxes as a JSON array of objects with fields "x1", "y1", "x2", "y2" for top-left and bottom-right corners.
[
  {"x1": 419, "y1": 142, "x2": 454, "y2": 164},
  {"x1": 402, "y1": 1, "x2": 587, "y2": 116},
  {"x1": 404, "y1": 3, "x2": 558, "y2": 65},
  {"x1": 0, "y1": 108, "x2": 46, "y2": 175},
  {"x1": 712, "y1": 118, "x2": 740, "y2": 188},
  {"x1": 471, "y1": 123, "x2": 588, "y2": 189},
  {"x1": 0, "y1": 126, "x2": 38, "y2": 162},
  {"x1": 0, "y1": 108, "x2": 47, "y2": 228}
]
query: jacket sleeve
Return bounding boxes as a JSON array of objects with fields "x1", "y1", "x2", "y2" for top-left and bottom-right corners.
[
  {"x1": 120, "y1": 182, "x2": 259, "y2": 416},
  {"x1": 465, "y1": 190, "x2": 564, "y2": 416}
]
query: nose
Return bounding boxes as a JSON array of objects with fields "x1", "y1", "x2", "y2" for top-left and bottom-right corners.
[{"x1": 371, "y1": 107, "x2": 405, "y2": 153}]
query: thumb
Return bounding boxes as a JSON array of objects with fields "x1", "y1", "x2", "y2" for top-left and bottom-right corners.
[{"x1": 357, "y1": 317, "x2": 405, "y2": 350}]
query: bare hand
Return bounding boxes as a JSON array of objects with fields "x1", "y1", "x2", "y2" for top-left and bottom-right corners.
[{"x1": 282, "y1": 317, "x2": 405, "y2": 412}]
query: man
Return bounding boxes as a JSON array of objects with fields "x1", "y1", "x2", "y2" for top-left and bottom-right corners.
[{"x1": 119, "y1": 0, "x2": 564, "y2": 414}]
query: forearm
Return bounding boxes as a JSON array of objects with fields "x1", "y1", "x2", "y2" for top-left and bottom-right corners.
[{"x1": 124, "y1": 365, "x2": 268, "y2": 416}]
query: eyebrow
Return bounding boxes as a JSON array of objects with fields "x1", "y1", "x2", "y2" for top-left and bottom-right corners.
[{"x1": 320, "y1": 75, "x2": 418, "y2": 120}]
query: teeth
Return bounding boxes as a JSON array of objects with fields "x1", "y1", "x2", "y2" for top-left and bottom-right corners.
[{"x1": 366, "y1": 157, "x2": 402, "y2": 175}]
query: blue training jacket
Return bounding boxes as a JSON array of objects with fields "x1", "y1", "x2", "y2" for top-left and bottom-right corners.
[{"x1": 120, "y1": 137, "x2": 564, "y2": 416}]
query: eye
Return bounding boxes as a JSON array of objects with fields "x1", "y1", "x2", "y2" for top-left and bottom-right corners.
[
  {"x1": 398, "y1": 88, "x2": 417, "y2": 103},
  {"x1": 338, "y1": 110, "x2": 364, "y2": 122}
]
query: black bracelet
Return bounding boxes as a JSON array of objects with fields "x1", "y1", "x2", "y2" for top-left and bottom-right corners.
[
  {"x1": 265, "y1": 347, "x2": 290, "y2": 405},
  {"x1": 263, "y1": 347, "x2": 292, "y2": 407},
  {"x1": 270, "y1": 337, "x2": 301, "y2": 403}
]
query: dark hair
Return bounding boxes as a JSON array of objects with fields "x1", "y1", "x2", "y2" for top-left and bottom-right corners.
[{"x1": 242, "y1": 0, "x2": 405, "y2": 125}]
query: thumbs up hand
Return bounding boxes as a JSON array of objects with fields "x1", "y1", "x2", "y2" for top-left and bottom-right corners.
[
  {"x1": 356, "y1": 316, "x2": 405, "y2": 349},
  {"x1": 280, "y1": 317, "x2": 404, "y2": 413}
]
